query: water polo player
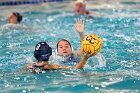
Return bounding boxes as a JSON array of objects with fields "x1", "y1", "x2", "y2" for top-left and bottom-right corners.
[
  {"x1": 8, "y1": 12, "x2": 23, "y2": 24},
  {"x1": 26, "y1": 42, "x2": 95, "y2": 73},
  {"x1": 50, "y1": 19, "x2": 85, "y2": 65},
  {"x1": 75, "y1": 0, "x2": 96, "y2": 17},
  {"x1": 51, "y1": 18, "x2": 106, "y2": 67}
]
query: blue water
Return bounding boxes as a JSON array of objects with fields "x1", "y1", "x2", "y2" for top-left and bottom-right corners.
[{"x1": 0, "y1": 2, "x2": 140, "y2": 93}]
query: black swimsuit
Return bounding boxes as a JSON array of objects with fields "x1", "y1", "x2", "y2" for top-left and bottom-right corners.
[{"x1": 28, "y1": 64, "x2": 50, "y2": 74}]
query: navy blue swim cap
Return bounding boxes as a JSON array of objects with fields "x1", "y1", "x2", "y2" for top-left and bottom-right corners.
[{"x1": 34, "y1": 42, "x2": 52, "y2": 61}]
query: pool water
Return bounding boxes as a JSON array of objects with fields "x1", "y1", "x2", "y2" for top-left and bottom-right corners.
[{"x1": 0, "y1": 1, "x2": 140, "y2": 93}]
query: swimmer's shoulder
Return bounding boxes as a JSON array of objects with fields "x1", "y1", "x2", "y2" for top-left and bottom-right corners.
[
  {"x1": 1, "y1": 23, "x2": 30, "y2": 30},
  {"x1": 26, "y1": 63, "x2": 34, "y2": 68},
  {"x1": 1, "y1": 23, "x2": 15, "y2": 30},
  {"x1": 26, "y1": 63, "x2": 52, "y2": 73}
]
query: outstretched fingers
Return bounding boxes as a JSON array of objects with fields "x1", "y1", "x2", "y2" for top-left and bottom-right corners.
[{"x1": 76, "y1": 18, "x2": 83, "y2": 24}]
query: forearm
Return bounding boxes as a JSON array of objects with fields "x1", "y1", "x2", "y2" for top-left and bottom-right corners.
[
  {"x1": 75, "y1": 56, "x2": 88, "y2": 69},
  {"x1": 75, "y1": 18, "x2": 84, "y2": 41},
  {"x1": 43, "y1": 64, "x2": 71, "y2": 69},
  {"x1": 79, "y1": 32, "x2": 84, "y2": 41}
]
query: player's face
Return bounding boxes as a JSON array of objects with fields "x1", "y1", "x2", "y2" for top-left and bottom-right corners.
[
  {"x1": 75, "y1": 3, "x2": 85, "y2": 14},
  {"x1": 57, "y1": 41, "x2": 72, "y2": 56}
]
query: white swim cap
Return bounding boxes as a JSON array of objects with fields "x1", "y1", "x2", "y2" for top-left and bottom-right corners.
[{"x1": 75, "y1": 0, "x2": 85, "y2": 5}]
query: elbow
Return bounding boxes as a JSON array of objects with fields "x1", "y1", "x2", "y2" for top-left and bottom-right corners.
[{"x1": 75, "y1": 65, "x2": 83, "y2": 69}]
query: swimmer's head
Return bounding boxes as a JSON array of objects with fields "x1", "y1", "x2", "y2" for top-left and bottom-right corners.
[
  {"x1": 57, "y1": 39, "x2": 72, "y2": 56},
  {"x1": 34, "y1": 42, "x2": 52, "y2": 61},
  {"x1": 8, "y1": 12, "x2": 22, "y2": 24},
  {"x1": 75, "y1": 0, "x2": 86, "y2": 15}
]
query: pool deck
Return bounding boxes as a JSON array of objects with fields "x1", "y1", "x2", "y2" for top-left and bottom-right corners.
[{"x1": 0, "y1": 0, "x2": 140, "y2": 17}]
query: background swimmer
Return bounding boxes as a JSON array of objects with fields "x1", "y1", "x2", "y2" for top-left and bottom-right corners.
[
  {"x1": 26, "y1": 42, "x2": 95, "y2": 73},
  {"x1": 8, "y1": 12, "x2": 23, "y2": 24},
  {"x1": 75, "y1": 0, "x2": 96, "y2": 16},
  {"x1": 1, "y1": 12, "x2": 30, "y2": 30}
]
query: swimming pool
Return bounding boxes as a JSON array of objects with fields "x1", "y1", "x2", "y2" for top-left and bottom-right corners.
[{"x1": 0, "y1": 0, "x2": 140, "y2": 93}]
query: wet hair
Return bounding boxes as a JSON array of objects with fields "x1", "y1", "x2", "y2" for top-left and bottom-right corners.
[
  {"x1": 56, "y1": 39, "x2": 72, "y2": 51},
  {"x1": 13, "y1": 12, "x2": 23, "y2": 23}
]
